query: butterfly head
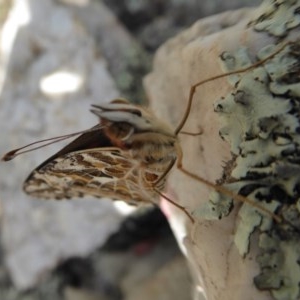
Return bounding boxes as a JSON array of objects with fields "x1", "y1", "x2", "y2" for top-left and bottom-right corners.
[{"x1": 91, "y1": 99, "x2": 176, "y2": 145}]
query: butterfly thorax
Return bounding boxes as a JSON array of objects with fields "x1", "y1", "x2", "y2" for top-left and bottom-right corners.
[{"x1": 100, "y1": 104, "x2": 178, "y2": 196}]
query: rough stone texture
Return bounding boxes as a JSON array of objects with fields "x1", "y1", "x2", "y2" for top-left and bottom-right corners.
[
  {"x1": 103, "y1": 0, "x2": 261, "y2": 51},
  {"x1": 3, "y1": 0, "x2": 300, "y2": 299},
  {"x1": 145, "y1": 0, "x2": 300, "y2": 299},
  {"x1": 125, "y1": 256, "x2": 192, "y2": 300},
  {"x1": 0, "y1": 0, "x2": 123, "y2": 289},
  {"x1": 0, "y1": 1, "x2": 193, "y2": 299},
  {"x1": 65, "y1": 0, "x2": 151, "y2": 104}
]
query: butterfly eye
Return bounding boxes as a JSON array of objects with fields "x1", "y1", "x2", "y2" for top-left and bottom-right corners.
[{"x1": 108, "y1": 122, "x2": 134, "y2": 141}]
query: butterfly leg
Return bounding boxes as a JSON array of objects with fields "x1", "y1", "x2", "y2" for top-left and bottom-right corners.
[
  {"x1": 175, "y1": 141, "x2": 282, "y2": 223},
  {"x1": 174, "y1": 41, "x2": 294, "y2": 135},
  {"x1": 154, "y1": 188, "x2": 195, "y2": 223}
]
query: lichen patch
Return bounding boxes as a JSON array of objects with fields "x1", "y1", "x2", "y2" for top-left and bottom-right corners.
[
  {"x1": 202, "y1": 42, "x2": 300, "y2": 298},
  {"x1": 250, "y1": 0, "x2": 300, "y2": 37}
]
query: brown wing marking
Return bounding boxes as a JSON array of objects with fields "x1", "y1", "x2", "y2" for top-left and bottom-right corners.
[{"x1": 23, "y1": 148, "x2": 159, "y2": 204}]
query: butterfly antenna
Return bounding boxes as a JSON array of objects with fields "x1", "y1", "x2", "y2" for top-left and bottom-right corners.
[{"x1": 2, "y1": 126, "x2": 103, "y2": 161}]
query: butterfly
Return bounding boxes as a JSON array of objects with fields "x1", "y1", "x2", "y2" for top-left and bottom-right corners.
[
  {"x1": 2, "y1": 42, "x2": 292, "y2": 224},
  {"x1": 6, "y1": 99, "x2": 178, "y2": 204}
]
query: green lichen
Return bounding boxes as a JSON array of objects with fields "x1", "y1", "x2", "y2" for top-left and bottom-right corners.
[
  {"x1": 234, "y1": 201, "x2": 278, "y2": 257},
  {"x1": 250, "y1": 0, "x2": 300, "y2": 36},
  {"x1": 255, "y1": 232, "x2": 300, "y2": 300},
  {"x1": 208, "y1": 42, "x2": 300, "y2": 299},
  {"x1": 192, "y1": 0, "x2": 300, "y2": 298}
]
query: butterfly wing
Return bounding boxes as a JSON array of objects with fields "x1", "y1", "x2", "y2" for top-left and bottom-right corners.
[
  {"x1": 24, "y1": 147, "x2": 160, "y2": 204},
  {"x1": 34, "y1": 124, "x2": 110, "y2": 169},
  {"x1": 23, "y1": 122, "x2": 163, "y2": 203}
]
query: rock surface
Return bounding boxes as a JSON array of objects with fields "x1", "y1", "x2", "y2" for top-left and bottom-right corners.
[
  {"x1": 145, "y1": 1, "x2": 300, "y2": 299},
  {"x1": 0, "y1": 1, "x2": 192, "y2": 299},
  {"x1": 0, "y1": 0, "x2": 122, "y2": 289},
  {"x1": 3, "y1": 0, "x2": 300, "y2": 300}
]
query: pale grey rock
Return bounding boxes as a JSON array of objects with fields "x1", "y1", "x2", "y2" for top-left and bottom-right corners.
[{"x1": 0, "y1": 0, "x2": 124, "y2": 289}]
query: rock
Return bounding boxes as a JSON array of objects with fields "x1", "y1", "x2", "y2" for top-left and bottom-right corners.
[
  {"x1": 145, "y1": 1, "x2": 300, "y2": 299},
  {"x1": 0, "y1": 0, "x2": 123, "y2": 289}
]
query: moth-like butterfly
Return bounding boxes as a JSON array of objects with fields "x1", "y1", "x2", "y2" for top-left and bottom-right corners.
[
  {"x1": 23, "y1": 99, "x2": 177, "y2": 204},
  {"x1": 3, "y1": 42, "x2": 291, "y2": 224}
]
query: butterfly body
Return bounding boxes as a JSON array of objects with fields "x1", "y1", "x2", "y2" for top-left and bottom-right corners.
[{"x1": 23, "y1": 100, "x2": 178, "y2": 205}]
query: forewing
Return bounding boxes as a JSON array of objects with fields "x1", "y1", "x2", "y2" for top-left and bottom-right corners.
[
  {"x1": 23, "y1": 148, "x2": 152, "y2": 204},
  {"x1": 34, "y1": 125, "x2": 111, "y2": 169}
]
